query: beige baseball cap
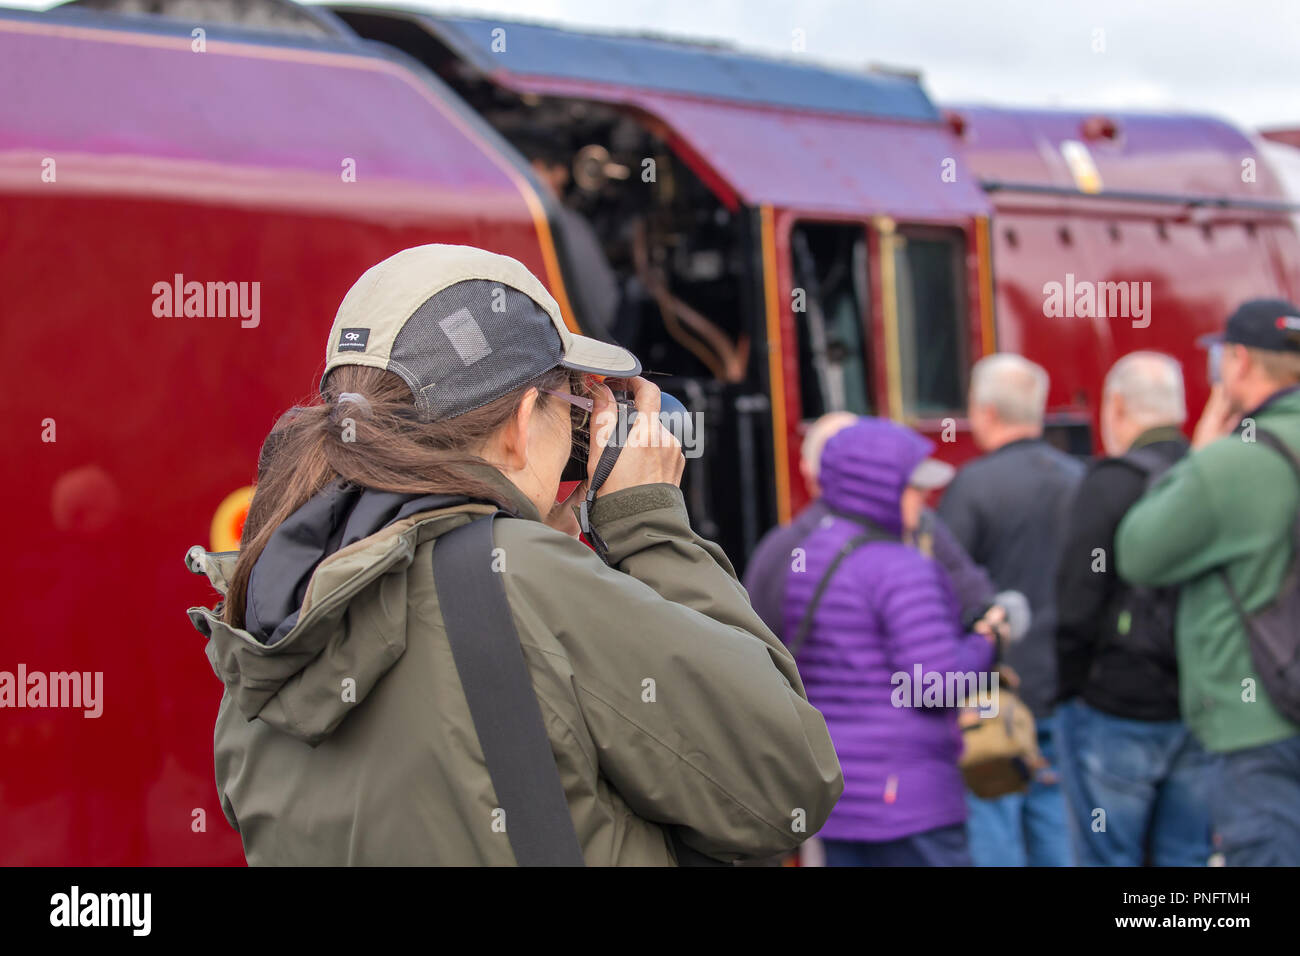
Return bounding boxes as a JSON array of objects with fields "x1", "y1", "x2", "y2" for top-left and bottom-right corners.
[{"x1": 321, "y1": 244, "x2": 641, "y2": 420}]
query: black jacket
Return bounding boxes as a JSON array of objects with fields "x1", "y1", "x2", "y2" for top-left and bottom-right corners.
[
  {"x1": 1054, "y1": 427, "x2": 1189, "y2": 721},
  {"x1": 938, "y1": 437, "x2": 1085, "y2": 717}
]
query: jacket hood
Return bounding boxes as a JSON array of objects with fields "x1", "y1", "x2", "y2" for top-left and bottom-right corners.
[
  {"x1": 245, "y1": 482, "x2": 468, "y2": 646},
  {"x1": 185, "y1": 464, "x2": 538, "y2": 745},
  {"x1": 817, "y1": 417, "x2": 934, "y2": 534}
]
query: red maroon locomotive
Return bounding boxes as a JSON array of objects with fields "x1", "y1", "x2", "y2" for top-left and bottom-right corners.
[{"x1": 2, "y1": 0, "x2": 1296, "y2": 863}]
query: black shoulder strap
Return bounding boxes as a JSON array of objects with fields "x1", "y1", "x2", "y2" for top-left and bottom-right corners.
[
  {"x1": 432, "y1": 513, "x2": 586, "y2": 867},
  {"x1": 1120, "y1": 444, "x2": 1176, "y2": 488},
  {"x1": 1216, "y1": 428, "x2": 1300, "y2": 623},
  {"x1": 789, "y1": 519, "x2": 896, "y2": 656},
  {"x1": 1255, "y1": 428, "x2": 1300, "y2": 483}
]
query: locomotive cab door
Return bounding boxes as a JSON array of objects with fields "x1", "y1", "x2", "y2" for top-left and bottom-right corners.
[
  {"x1": 877, "y1": 218, "x2": 985, "y2": 460},
  {"x1": 768, "y1": 210, "x2": 991, "y2": 518}
]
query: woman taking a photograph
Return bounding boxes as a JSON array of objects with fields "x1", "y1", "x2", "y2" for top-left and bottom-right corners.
[{"x1": 185, "y1": 244, "x2": 842, "y2": 866}]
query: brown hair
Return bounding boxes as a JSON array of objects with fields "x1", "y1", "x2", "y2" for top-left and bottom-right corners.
[{"x1": 223, "y1": 363, "x2": 576, "y2": 628}]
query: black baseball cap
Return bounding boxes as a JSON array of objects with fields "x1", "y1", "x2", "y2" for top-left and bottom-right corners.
[{"x1": 1197, "y1": 297, "x2": 1300, "y2": 354}]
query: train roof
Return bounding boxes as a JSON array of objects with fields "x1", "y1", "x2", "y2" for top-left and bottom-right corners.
[
  {"x1": 0, "y1": 5, "x2": 541, "y2": 222},
  {"x1": 336, "y1": 7, "x2": 941, "y2": 124},
  {"x1": 948, "y1": 105, "x2": 1292, "y2": 207},
  {"x1": 329, "y1": 5, "x2": 987, "y2": 219},
  {"x1": 15, "y1": 3, "x2": 1287, "y2": 219}
]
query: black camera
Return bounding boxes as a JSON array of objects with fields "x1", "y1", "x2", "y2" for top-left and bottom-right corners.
[{"x1": 560, "y1": 391, "x2": 692, "y2": 482}]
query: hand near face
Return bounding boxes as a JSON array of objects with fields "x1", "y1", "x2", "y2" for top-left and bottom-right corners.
[
  {"x1": 1192, "y1": 384, "x2": 1240, "y2": 450},
  {"x1": 588, "y1": 377, "x2": 685, "y2": 496}
]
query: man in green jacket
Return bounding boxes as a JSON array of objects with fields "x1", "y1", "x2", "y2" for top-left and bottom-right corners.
[{"x1": 1116, "y1": 298, "x2": 1300, "y2": 866}]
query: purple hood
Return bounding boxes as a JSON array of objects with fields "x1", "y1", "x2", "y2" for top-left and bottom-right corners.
[{"x1": 818, "y1": 418, "x2": 936, "y2": 533}]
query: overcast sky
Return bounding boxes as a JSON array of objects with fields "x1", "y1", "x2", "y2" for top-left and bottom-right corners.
[{"x1": 11, "y1": 0, "x2": 1299, "y2": 130}]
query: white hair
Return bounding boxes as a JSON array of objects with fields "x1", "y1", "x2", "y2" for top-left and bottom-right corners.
[
  {"x1": 800, "y1": 411, "x2": 858, "y2": 476},
  {"x1": 969, "y1": 353, "x2": 1049, "y2": 426},
  {"x1": 1103, "y1": 351, "x2": 1187, "y2": 427}
]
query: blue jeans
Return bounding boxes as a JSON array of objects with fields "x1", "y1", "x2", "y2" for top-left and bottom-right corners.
[
  {"x1": 1208, "y1": 733, "x2": 1300, "y2": 866},
  {"x1": 965, "y1": 713, "x2": 1073, "y2": 866},
  {"x1": 1055, "y1": 698, "x2": 1212, "y2": 866},
  {"x1": 823, "y1": 824, "x2": 972, "y2": 867}
]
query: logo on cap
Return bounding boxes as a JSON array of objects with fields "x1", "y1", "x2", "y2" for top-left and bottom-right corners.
[
  {"x1": 338, "y1": 328, "x2": 370, "y2": 352},
  {"x1": 1275, "y1": 316, "x2": 1300, "y2": 332},
  {"x1": 438, "y1": 308, "x2": 493, "y2": 367}
]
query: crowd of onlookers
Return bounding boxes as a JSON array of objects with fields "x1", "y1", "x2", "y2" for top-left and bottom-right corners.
[{"x1": 746, "y1": 297, "x2": 1300, "y2": 867}]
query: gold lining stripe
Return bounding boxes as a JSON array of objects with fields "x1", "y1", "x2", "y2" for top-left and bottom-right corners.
[
  {"x1": 976, "y1": 215, "x2": 997, "y2": 354},
  {"x1": 759, "y1": 205, "x2": 790, "y2": 525},
  {"x1": 876, "y1": 217, "x2": 904, "y2": 422}
]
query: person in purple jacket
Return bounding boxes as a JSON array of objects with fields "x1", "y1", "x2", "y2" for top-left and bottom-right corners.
[
  {"x1": 785, "y1": 417, "x2": 1000, "y2": 866},
  {"x1": 745, "y1": 412, "x2": 999, "y2": 639}
]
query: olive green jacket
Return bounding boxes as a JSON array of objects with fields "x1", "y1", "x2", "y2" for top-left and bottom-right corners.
[{"x1": 186, "y1": 468, "x2": 843, "y2": 865}]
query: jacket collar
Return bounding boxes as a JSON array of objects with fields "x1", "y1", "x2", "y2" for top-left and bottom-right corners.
[
  {"x1": 189, "y1": 465, "x2": 541, "y2": 607},
  {"x1": 1243, "y1": 384, "x2": 1300, "y2": 421},
  {"x1": 461, "y1": 461, "x2": 543, "y2": 523},
  {"x1": 1130, "y1": 425, "x2": 1187, "y2": 450},
  {"x1": 985, "y1": 435, "x2": 1046, "y2": 459}
]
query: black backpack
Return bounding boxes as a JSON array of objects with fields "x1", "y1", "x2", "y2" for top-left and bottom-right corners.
[
  {"x1": 1105, "y1": 445, "x2": 1183, "y2": 669},
  {"x1": 1218, "y1": 429, "x2": 1300, "y2": 726}
]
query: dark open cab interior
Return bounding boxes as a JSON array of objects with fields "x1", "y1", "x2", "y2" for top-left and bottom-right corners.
[{"x1": 329, "y1": 7, "x2": 784, "y2": 564}]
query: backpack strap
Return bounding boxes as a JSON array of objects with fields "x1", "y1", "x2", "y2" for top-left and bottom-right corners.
[
  {"x1": 1094, "y1": 444, "x2": 1184, "y2": 663},
  {"x1": 1217, "y1": 428, "x2": 1300, "y2": 620},
  {"x1": 1253, "y1": 428, "x2": 1300, "y2": 482},
  {"x1": 788, "y1": 516, "x2": 896, "y2": 656},
  {"x1": 1119, "y1": 443, "x2": 1176, "y2": 487},
  {"x1": 432, "y1": 512, "x2": 586, "y2": 867}
]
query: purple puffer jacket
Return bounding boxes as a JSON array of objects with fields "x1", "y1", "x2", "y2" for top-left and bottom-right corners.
[{"x1": 784, "y1": 419, "x2": 995, "y2": 843}]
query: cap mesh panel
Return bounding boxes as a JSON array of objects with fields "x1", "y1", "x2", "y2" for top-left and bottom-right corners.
[{"x1": 390, "y1": 280, "x2": 564, "y2": 420}]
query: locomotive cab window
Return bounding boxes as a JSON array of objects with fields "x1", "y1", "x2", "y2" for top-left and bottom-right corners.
[
  {"x1": 893, "y1": 227, "x2": 970, "y2": 417},
  {"x1": 789, "y1": 222, "x2": 873, "y2": 420}
]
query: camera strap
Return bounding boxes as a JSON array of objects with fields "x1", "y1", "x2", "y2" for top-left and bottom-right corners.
[
  {"x1": 432, "y1": 512, "x2": 587, "y2": 866},
  {"x1": 578, "y1": 403, "x2": 637, "y2": 562}
]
